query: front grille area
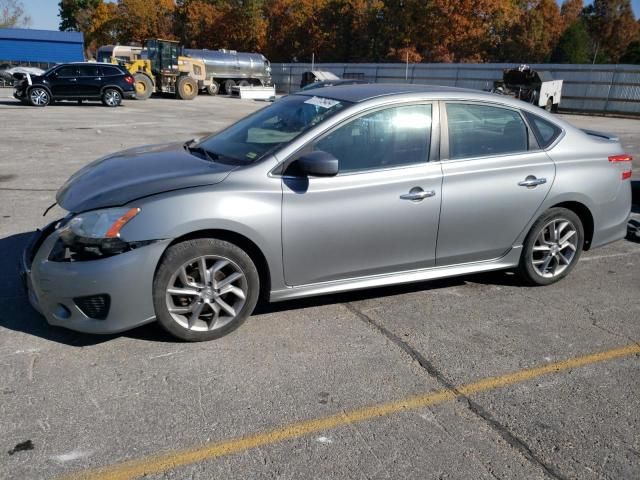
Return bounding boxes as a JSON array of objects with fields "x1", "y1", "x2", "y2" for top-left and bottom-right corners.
[{"x1": 74, "y1": 294, "x2": 111, "y2": 320}]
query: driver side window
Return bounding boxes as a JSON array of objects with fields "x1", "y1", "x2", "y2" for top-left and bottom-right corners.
[
  {"x1": 55, "y1": 66, "x2": 78, "y2": 78},
  {"x1": 314, "y1": 104, "x2": 432, "y2": 173}
]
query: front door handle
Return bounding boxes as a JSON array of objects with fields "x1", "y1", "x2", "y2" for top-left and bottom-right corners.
[
  {"x1": 69, "y1": 78, "x2": 77, "y2": 82},
  {"x1": 518, "y1": 176, "x2": 547, "y2": 188},
  {"x1": 400, "y1": 188, "x2": 436, "y2": 201}
]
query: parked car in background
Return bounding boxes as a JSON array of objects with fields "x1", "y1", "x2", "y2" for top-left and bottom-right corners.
[
  {"x1": 300, "y1": 79, "x2": 368, "y2": 91},
  {"x1": 13, "y1": 62, "x2": 136, "y2": 107},
  {"x1": 22, "y1": 85, "x2": 632, "y2": 341}
]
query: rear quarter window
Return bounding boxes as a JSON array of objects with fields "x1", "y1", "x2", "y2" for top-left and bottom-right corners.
[
  {"x1": 524, "y1": 111, "x2": 562, "y2": 148},
  {"x1": 102, "y1": 66, "x2": 124, "y2": 76}
]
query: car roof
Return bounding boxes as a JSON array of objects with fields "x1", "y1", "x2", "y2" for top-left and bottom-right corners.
[{"x1": 293, "y1": 83, "x2": 497, "y2": 103}]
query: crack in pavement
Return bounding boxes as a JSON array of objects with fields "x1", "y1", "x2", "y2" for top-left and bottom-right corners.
[{"x1": 343, "y1": 301, "x2": 566, "y2": 480}]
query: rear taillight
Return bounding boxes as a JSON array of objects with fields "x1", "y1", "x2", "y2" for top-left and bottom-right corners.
[
  {"x1": 609, "y1": 154, "x2": 633, "y2": 180},
  {"x1": 124, "y1": 75, "x2": 134, "y2": 85},
  {"x1": 608, "y1": 154, "x2": 632, "y2": 162}
]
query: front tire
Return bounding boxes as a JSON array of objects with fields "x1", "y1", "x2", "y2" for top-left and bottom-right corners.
[
  {"x1": 518, "y1": 207, "x2": 584, "y2": 286},
  {"x1": 153, "y1": 239, "x2": 260, "y2": 341},
  {"x1": 28, "y1": 87, "x2": 50, "y2": 107},
  {"x1": 102, "y1": 88, "x2": 122, "y2": 107}
]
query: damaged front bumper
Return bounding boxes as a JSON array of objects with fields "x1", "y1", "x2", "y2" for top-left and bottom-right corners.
[{"x1": 21, "y1": 221, "x2": 170, "y2": 334}]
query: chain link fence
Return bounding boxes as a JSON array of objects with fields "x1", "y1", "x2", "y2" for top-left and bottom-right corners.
[{"x1": 272, "y1": 62, "x2": 640, "y2": 115}]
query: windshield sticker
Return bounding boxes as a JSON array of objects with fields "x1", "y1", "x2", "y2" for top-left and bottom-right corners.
[
  {"x1": 304, "y1": 96, "x2": 340, "y2": 109},
  {"x1": 246, "y1": 152, "x2": 258, "y2": 159}
]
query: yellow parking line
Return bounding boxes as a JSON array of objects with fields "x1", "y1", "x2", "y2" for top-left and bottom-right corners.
[{"x1": 61, "y1": 343, "x2": 640, "y2": 480}]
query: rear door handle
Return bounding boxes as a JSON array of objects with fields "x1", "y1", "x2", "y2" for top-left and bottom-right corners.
[
  {"x1": 518, "y1": 176, "x2": 547, "y2": 188},
  {"x1": 400, "y1": 188, "x2": 436, "y2": 201}
]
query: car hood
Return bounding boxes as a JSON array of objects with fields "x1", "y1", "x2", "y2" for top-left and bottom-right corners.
[{"x1": 57, "y1": 142, "x2": 237, "y2": 212}]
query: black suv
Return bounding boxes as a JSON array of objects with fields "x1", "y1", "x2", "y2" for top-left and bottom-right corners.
[{"x1": 14, "y1": 62, "x2": 136, "y2": 107}]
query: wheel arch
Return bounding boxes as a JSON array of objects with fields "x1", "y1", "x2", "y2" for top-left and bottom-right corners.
[
  {"x1": 163, "y1": 229, "x2": 271, "y2": 301},
  {"x1": 100, "y1": 84, "x2": 124, "y2": 95},
  {"x1": 28, "y1": 84, "x2": 52, "y2": 96},
  {"x1": 549, "y1": 200, "x2": 594, "y2": 250}
]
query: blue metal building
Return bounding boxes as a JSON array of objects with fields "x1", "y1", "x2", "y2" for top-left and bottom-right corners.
[{"x1": 0, "y1": 28, "x2": 85, "y2": 64}]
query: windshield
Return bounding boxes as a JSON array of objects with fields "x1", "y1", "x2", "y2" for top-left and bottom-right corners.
[
  {"x1": 195, "y1": 95, "x2": 350, "y2": 164},
  {"x1": 43, "y1": 64, "x2": 61, "y2": 76}
]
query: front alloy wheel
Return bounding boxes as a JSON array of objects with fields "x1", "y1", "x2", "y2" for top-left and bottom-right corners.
[
  {"x1": 29, "y1": 87, "x2": 50, "y2": 107},
  {"x1": 518, "y1": 207, "x2": 584, "y2": 286},
  {"x1": 166, "y1": 255, "x2": 248, "y2": 332},
  {"x1": 153, "y1": 239, "x2": 259, "y2": 341}
]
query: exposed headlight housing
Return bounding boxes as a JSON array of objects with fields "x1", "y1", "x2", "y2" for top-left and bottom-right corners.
[
  {"x1": 64, "y1": 207, "x2": 140, "y2": 239},
  {"x1": 54, "y1": 207, "x2": 143, "y2": 260}
]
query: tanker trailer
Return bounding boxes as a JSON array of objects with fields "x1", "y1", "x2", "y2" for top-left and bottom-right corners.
[{"x1": 184, "y1": 48, "x2": 272, "y2": 95}]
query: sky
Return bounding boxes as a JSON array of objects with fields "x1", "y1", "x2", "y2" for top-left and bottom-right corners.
[{"x1": 20, "y1": 0, "x2": 640, "y2": 31}]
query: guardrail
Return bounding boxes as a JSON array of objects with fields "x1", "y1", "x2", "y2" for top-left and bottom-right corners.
[{"x1": 272, "y1": 62, "x2": 640, "y2": 115}]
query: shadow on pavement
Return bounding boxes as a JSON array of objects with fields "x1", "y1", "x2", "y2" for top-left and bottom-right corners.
[{"x1": 0, "y1": 232, "x2": 118, "y2": 347}]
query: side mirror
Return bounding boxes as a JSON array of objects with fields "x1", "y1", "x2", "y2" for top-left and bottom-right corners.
[{"x1": 295, "y1": 151, "x2": 339, "y2": 177}]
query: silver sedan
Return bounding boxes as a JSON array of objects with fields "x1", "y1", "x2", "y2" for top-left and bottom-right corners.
[{"x1": 23, "y1": 85, "x2": 632, "y2": 341}]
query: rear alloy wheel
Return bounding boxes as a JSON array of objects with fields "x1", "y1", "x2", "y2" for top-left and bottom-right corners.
[
  {"x1": 223, "y1": 79, "x2": 236, "y2": 94},
  {"x1": 102, "y1": 88, "x2": 122, "y2": 107},
  {"x1": 153, "y1": 239, "x2": 259, "y2": 341},
  {"x1": 518, "y1": 207, "x2": 584, "y2": 286},
  {"x1": 134, "y1": 73, "x2": 153, "y2": 100},
  {"x1": 207, "y1": 80, "x2": 220, "y2": 96},
  {"x1": 176, "y1": 76, "x2": 198, "y2": 100},
  {"x1": 28, "y1": 87, "x2": 50, "y2": 107}
]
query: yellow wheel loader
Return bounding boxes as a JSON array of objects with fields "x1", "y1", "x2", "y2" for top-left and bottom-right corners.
[{"x1": 99, "y1": 39, "x2": 211, "y2": 100}]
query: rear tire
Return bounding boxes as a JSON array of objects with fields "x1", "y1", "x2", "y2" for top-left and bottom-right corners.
[
  {"x1": 134, "y1": 73, "x2": 153, "y2": 100},
  {"x1": 153, "y1": 239, "x2": 260, "y2": 341},
  {"x1": 238, "y1": 80, "x2": 250, "y2": 87},
  {"x1": 517, "y1": 207, "x2": 584, "y2": 286},
  {"x1": 101, "y1": 88, "x2": 122, "y2": 107},
  {"x1": 223, "y1": 79, "x2": 236, "y2": 94},
  {"x1": 176, "y1": 76, "x2": 198, "y2": 100}
]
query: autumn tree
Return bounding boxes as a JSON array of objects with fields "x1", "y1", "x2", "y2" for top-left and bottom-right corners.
[
  {"x1": 417, "y1": 0, "x2": 518, "y2": 62},
  {"x1": 560, "y1": 0, "x2": 584, "y2": 28},
  {"x1": 584, "y1": 0, "x2": 639, "y2": 62},
  {"x1": 1, "y1": 0, "x2": 31, "y2": 28},
  {"x1": 263, "y1": 0, "x2": 325, "y2": 62},
  {"x1": 117, "y1": 0, "x2": 176, "y2": 43}
]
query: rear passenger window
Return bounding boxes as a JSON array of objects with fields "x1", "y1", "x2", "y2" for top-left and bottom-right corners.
[
  {"x1": 446, "y1": 103, "x2": 528, "y2": 160},
  {"x1": 314, "y1": 104, "x2": 432, "y2": 173},
  {"x1": 78, "y1": 66, "x2": 101, "y2": 77},
  {"x1": 524, "y1": 111, "x2": 562, "y2": 148}
]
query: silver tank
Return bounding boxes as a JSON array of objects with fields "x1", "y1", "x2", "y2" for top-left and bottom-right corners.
[{"x1": 184, "y1": 49, "x2": 272, "y2": 85}]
